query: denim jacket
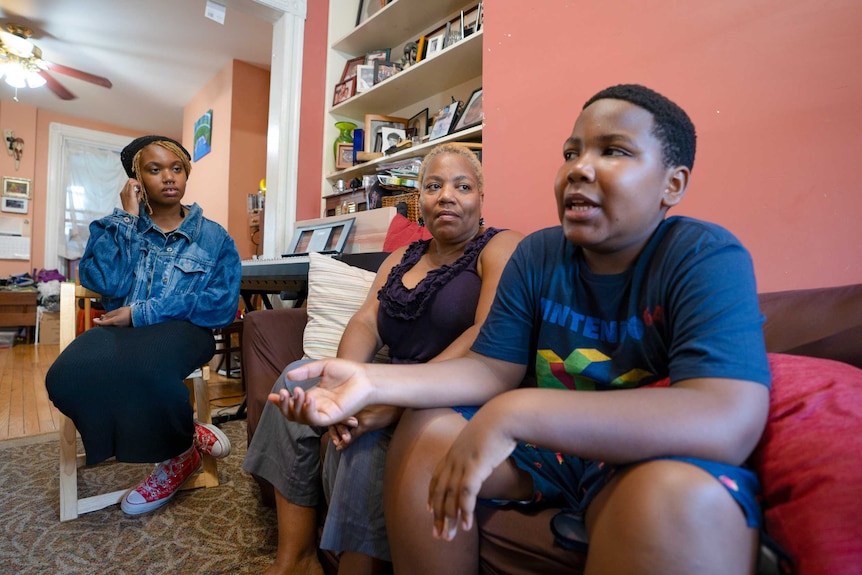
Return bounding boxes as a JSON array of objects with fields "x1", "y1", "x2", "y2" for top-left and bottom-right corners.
[{"x1": 79, "y1": 203, "x2": 241, "y2": 329}]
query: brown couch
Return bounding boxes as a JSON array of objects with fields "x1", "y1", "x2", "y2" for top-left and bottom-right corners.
[{"x1": 243, "y1": 283, "x2": 862, "y2": 575}]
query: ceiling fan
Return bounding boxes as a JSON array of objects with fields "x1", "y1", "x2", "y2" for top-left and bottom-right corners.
[{"x1": 0, "y1": 23, "x2": 112, "y2": 100}]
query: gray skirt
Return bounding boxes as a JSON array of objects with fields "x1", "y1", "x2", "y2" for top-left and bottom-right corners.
[{"x1": 242, "y1": 359, "x2": 393, "y2": 561}]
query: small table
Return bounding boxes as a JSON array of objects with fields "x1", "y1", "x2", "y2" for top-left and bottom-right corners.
[{"x1": 0, "y1": 288, "x2": 37, "y2": 343}]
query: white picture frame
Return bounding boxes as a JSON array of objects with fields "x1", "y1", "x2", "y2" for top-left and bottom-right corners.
[
  {"x1": 1, "y1": 196, "x2": 28, "y2": 214},
  {"x1": 355, "y1": 64, "x2": 375, "y2": 93}
]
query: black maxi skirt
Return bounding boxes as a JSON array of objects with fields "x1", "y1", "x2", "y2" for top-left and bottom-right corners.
[{"x1": 46, "y1": 320, "x2": 215, "y2": 465}]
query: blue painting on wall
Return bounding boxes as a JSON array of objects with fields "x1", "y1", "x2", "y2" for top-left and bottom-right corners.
[{"x1": 193, "y1": 109, "x2": 213, "y2": 162}]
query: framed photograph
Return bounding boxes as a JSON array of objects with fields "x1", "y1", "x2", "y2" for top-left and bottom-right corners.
[
  {"x1": 335, "y1": 142, "x2": 354, "y2": 170},
  {"x1": 355, "y1": 64, "x2": 375, "y2": 93},
  {"x1": 380, "y1": 127, "x2": 406, "y2": 152},
  {"x1": 373, "y1": 60, "x2": 401, "y2": 84},
  {"x1": 341, "y1": 56, "x2": 366, "y2": 82},
  {"x1": 0, "y1": 196, "x2": 27, "y2": 214},
  {"x1": 332, "y1": 76, "x2": 357, "y2": 106},
  {"x1": 428, "y1": 101, "x2": 462, "y2": 141},
  {"x1": 407, "y1": 108, "x2": 429, "y2": 138},
  {"x1": 2, "y1": 176, "x2": 31, "y2": 199},
  {"x1": 365, "y1": 114, "x2": 408, "y2": 152},
  {"x1": 425, "y1": 33, "x2": 446, "y2": 59},
  {"x1": 453, "y1": 87, "x2": 483, "y2": 131},
  {"x1": 463, "y1": 4, "x2": 482, "y2": 37},
  {"x1": 365, "y1": 49, "x2": 391, "y2": 65}
]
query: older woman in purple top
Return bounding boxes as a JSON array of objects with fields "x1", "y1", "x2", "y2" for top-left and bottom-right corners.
[{"x1": 243, "y1": 143, "x2": 521, "y2": 575}]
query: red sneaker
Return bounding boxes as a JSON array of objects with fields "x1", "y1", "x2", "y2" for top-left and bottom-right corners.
[
  {"x1": 121, "y1": 447, "x2": 201, "y2": 516},
  {"x1": 193, "y1": 422, "x2": 231, "y2": 458}
]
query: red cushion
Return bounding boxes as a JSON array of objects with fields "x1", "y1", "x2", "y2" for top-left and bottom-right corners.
[
  {"x1": 383, "y1": 213, "x2": 432, "y2": 252},
  {"x1": 748, "y1": 353, "x2": 862, "y2": 575}
]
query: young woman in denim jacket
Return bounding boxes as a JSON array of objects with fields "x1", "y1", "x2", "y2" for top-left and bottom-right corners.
[{"x1": 47, "y1": 135, "x2": 241, "y2": 516}]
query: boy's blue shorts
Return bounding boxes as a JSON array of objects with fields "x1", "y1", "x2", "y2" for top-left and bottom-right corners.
[{"x1": 451, "y1": 406, "x2": 763, "y2": 552}]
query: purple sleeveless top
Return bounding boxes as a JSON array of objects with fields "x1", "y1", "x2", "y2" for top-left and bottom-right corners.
[{"x1": 376, "y1": 228, "x2": 502, "y2": 364}]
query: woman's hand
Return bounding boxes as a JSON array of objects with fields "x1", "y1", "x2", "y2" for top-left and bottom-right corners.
[
  {"x1": 92, "y1": 306, "x2": 133, "y2": 327},
  {"x1": 120, "y1": 178, "x2": 143, "y2": 215},
  {"x1": 427, "y1": 406, "x2": 518, "y2": 542},
  {"x1": 328, "y1": 404, "x2": 403, "y2": 449}
]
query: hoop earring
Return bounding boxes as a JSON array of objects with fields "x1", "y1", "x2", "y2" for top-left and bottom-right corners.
[
  {"x1": 479, "y1": 217, "x2": 485, "y2": 227},
  {"x1": 418, "y1": 217, "x2": 425, "y2": 227}
]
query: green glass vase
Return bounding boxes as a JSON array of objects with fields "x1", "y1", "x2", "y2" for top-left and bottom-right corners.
[{"x1": 333, "y1": 121, "x2": 357, "y2": 163}]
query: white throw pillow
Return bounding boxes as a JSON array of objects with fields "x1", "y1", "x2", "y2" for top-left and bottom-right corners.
[{"x1": 303, "y1": 252, "x2": 388, "y2": 362}]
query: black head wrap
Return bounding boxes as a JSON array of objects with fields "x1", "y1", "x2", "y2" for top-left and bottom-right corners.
[{"x1": 120, "y1": 135, "x2": 191, "y2": 178}]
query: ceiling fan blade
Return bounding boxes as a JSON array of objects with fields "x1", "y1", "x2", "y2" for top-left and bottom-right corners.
[
  {"x1": 37, "y1": 70, "x2": 76, "y2": 100},
  {"x1": 43, "y1": 61, "x2": 112, "y2": 89}
]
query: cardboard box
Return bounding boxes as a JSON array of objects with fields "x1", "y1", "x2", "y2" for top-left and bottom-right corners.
[{"x1": 39, "y1": 311, "x2": 61, "y2": 345}]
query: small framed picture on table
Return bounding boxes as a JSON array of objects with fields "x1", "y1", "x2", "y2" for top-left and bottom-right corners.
[{"x1": 332, "y1": 77, "x2": 357, "y2": 106}]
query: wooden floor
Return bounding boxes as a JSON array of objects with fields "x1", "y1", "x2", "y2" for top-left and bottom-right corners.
[{"x1": 0, "y1": 341, "x2": 245, "y2": 442}]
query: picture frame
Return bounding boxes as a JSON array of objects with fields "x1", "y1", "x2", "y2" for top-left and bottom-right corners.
[
  {"x1": 364, "y1": 114, "x2": 408, "y2": 152},
  {"x1": 380, "y1": 127, "x2": 407, "y2": 152},
  {"x1": 0, "y1": 196, "x2": 27, "y2": 214},
  {"x1": 341, "y1": 55, "x2": 366, "y2": 82},
  {"x1": 332, "y1": 76, "x2": 357, "y2": 106},
  {"x1": 2, "y1": 176, "x2": 31, "y2": 199},
  {"x1": 335, "y1": 142, "x2": 354, "y2": 170},
  {"x1": 193, "y1": 109, "x2": 213, "y2": 162},
  {"x1": 407, "y1": 108, "x2": 429, "y2": 138},
  {"x1": 453, "y1": 87, "x2": 483, "y2": 132},
  {"x1": 355, "y1": 64, "x2": 375, "y2": 93},
  {"x1": 428, "y1": 101, "x2": 462, "y2": 141},
  {"x1": 425, "y1": 32, "x2": 446, "y2": 59},
  {"x1": 463, "y1": 4, "x2": 482, "y2": 37},
  {"x1": 373, "y1": 60, "x2": 401, "y2": 84},
  {"x1": 365, "y1": 49, "x2": 391, "y2": 65}
]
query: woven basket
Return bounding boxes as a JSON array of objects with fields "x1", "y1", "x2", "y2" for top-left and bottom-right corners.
[{"x1": 382, "y1": 190, "x2": 420, "y2": 222}]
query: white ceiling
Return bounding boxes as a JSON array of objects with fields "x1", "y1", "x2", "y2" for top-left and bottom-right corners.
[{"x1": 0, "y1": 0, "x2": 276, "y2": 137}]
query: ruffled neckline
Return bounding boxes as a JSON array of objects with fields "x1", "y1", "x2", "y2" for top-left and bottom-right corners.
[{"x1": 378, "y1": 228, "x2": 501, "y2": 321}]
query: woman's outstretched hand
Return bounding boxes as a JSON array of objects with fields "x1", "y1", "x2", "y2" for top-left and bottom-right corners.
[{"x1": 267, "y1": 358, "x2": 374, "y2": 426}]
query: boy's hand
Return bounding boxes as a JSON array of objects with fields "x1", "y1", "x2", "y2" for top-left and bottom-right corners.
[
  {"x1": 267, "y1": 358, "x2": 373, "y2": 426},
  {"x1": 427, "y1": 408, "x2": 518, "y2": 541}
]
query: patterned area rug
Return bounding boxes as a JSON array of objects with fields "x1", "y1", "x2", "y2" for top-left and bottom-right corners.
[{"x1": 0, "y1": 420, "x2": 278, "y2": 574}]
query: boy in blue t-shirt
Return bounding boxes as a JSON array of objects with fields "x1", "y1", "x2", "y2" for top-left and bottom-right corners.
[{"x1": 274, "y1": 84, "x2": 770, "y2": 575}]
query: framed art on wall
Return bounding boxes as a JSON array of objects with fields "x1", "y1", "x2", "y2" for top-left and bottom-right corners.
[
  {"x1": 1, "y1": 196, "x2": 28, "y2": 214},
  {"x1": 193, "y1": 109, "x2": 213, "y2": 162},
  {"x1": 2, "y1": 177, "x2": 31, "y2": 199}
]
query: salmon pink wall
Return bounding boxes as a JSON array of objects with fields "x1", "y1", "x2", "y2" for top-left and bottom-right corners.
[
  {"x1": 295, "y1": 0, "x2": 329, "y2": 222},
  {"x1": 480, "y1": 0, "x2": 862, "y2": 292},
  {"x1": 0, "y1": 100, "x2": 143, "y2": 277},
  {"x1": 183, "y1": 60, "x2": 269, "y2": 260}
]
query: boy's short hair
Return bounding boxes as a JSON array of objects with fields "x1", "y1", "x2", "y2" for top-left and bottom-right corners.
[{"x1": 583, "y1": 84, "x2": 696, "y2": 171}]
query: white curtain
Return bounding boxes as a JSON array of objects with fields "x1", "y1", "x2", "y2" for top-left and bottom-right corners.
[{"x1": 58, "y1": 141, "x2": 126, "y2": 260}]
